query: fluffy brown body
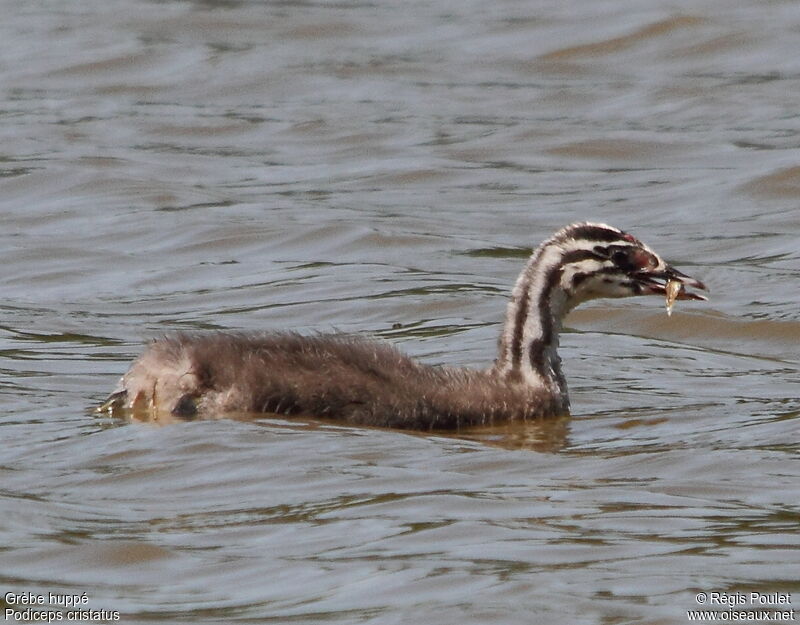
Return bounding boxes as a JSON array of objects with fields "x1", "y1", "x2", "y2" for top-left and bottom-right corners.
[{"x1": 110, "y1": 332, "x2": 559, "y2": 430}]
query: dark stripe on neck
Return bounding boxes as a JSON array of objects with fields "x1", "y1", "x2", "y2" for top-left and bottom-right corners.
[
  {"x1": 509, "y1": 276, "x2": 531, "y2": 373},
  {"x1": 528, "y1": 338, "x2": 546, "y2": 379},
  {"x1": 510, "y1": 252, "x2": 566, "y2": 377},
  {"x1": 529, "y1": 262, "x2": 562, "y2": 378},
  {"x1": 508, "y1": 239, "x2": 616, "y2": 379}
]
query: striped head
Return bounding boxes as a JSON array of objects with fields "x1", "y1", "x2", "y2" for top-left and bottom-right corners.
[
  {"x1": 496, "y1": 222, "x2": 707, "y2": 397},
  {"x1": 553, "y1": 222, "x2": 707, "y2": 307}
]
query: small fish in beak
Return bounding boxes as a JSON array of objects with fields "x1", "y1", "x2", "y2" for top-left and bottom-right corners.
[
  {"x1": 665, "y1": 279, "x2": 682, "y2": 316},
  {"x1": 632, "y1": 264, "x2": 708, "y2": 315}
]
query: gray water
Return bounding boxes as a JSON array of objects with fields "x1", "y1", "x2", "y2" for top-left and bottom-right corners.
[{"x1": 1, "y1": 1, "x2": 799, "y2": 623}]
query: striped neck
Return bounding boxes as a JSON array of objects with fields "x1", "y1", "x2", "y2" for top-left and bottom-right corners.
[
  {"x1": 494, "y1": 238, "x2": 573, "y2": 403},
  {"x1": 492, "y1": 221, "x2": 686, "y2": 410}
]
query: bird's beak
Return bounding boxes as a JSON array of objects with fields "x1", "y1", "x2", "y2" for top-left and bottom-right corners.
[{"x1": 634, "y1": 265, "x2": 709, "y2": 301}]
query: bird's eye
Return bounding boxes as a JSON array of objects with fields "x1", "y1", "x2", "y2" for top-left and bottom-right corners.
[{"x1": 612, "y1": 250, "x2": 628, "y2": 265}]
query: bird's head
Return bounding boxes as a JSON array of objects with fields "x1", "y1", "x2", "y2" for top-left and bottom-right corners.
[{"x1": 550, "y1": 222, "x2": 708, "y2": 308}]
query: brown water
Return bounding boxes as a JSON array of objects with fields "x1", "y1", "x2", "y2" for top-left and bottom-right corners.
[{"x1": 2, "y1": 1, "x2": 799, "y2": 623}]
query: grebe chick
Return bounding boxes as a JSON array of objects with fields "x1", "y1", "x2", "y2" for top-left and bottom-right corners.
[{"x1": 100, "y1": 223, "x2": 707, "y2": 429}]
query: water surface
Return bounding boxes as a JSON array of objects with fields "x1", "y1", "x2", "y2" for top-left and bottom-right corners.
[{"x1": 1, "y1": 1, "x2": 799, "y2": 623}]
